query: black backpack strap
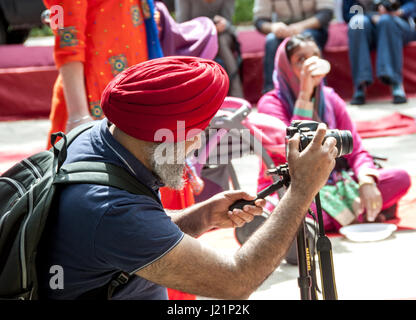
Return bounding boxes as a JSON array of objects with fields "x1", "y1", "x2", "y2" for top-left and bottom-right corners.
[
  {"x1": 50, "y1": 121, "x2": 96, "y2": 172},
  {"x1": 53, "y1": 121, "x2": 96, "y2": 148},
  {"x1": 77, "y1": 271, "x2": 131, "y2": 300},
  {"x1": 54, "y1": 161, "x2": 161, "y2": 204}
]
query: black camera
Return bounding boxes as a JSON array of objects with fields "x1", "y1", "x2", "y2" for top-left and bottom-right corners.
[
  {"x1": 286, "y1": 120, "x2": 353, "y2": 158},
  {"x1": 373, "y1": 0, "x2": 401, "y2": 12}
]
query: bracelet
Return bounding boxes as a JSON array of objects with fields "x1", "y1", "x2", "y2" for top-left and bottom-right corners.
[
  {"x1": 358, "y1": 175, "x2": 376, "y2": 188},
  {"x1": 293, "y1": 98, "x2": 314, "y2": 118},
  {"x1": 67, "y1": 115, "x2": 90, "y2": 125}
]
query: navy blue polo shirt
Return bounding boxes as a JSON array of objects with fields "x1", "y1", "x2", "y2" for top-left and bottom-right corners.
[{"x1": 39, "y1": 119, "x2": 184, "y2": 300}]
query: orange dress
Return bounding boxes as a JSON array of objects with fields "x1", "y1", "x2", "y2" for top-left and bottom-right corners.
[
  {"x1": 159, "y1": 168, "x2": 196, "y2": 300},
  {"x1": 45, "y1": 0, "x2": 150, "y2": 146},
  {"x1": 160, "y1": 183, "x2": 196, "y2": 300}
]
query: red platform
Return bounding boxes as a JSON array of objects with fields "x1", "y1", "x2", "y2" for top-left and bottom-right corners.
[{"x1": 0, "y1": 44, "x2": 58, "y2": 121}]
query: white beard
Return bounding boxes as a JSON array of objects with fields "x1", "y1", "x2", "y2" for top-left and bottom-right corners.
[
  {"x1": 146, "y1": 142, "x2": 186, "y2": 190},
  {"x1": 146, "y1": 137, "x2": 201, "y2": 190}
]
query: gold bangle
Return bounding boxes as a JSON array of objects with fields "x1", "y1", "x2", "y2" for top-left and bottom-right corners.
[{"x1": 358, "y1": 176, "x2": 375, "y2": 188}]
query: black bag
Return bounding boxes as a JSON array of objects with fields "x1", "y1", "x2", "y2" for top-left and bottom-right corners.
[{"x1": 0, "y1": 122, "x2": 161, "y2": 300}]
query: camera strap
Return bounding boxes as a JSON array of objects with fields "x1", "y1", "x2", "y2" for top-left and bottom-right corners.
[{"x1": 314, "y1": 193, "x2": 338, "y2": 300}]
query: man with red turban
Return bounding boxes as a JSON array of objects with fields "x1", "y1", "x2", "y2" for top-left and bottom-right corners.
[{"x1": 38, "y1": 56, "x2": 338, "y2": 300}]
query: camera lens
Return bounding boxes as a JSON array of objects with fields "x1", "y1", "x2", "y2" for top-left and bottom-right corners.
[
  {"x1": 286, "y1": 121, "x2": 353, "y2": 158},
  {"x1": 326, "y1": 130, "x2": 353, "y2": 157},
  {"x1": 339, "y1": 130, "x2": 353, "y2": 156}
]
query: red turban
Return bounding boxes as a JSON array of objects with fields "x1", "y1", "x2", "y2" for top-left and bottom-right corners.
[{"x1": 101, "y1": 56, "x2": 229, "y2": 142}]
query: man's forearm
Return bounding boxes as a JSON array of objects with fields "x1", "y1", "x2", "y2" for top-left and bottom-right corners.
[
  {"x1": 292, "y1": 16, "x2": 321, "y2": 31},
  {"x1": 256, "y1": 19, "x2": 273, "y2": 34},
  {"x1": 154, "y1": 186, "x2": 316, "y2": 300},
  {"x1": 168, "y1": 201, "x2": 211, "y2": 237},
  {"x1": 232, "y1": 185, "x2": 315, "y2": 294},
  {"x1": 256, "y1": 15, "x2": 322, "y2": 35}
]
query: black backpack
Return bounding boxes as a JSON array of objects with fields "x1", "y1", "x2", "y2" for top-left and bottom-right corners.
[{"x1": 0, "y1": 122, "x2": 161, "y2": 300}]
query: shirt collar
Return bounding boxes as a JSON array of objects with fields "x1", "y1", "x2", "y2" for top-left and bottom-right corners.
[{"x1": 98, "y1": 119, "x2": 165, "y2": 191}]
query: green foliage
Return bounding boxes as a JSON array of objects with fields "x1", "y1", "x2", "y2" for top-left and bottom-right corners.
[
  {"x1": 233, "y1": 0, "x2": 254, "y2": 24},
  {"x1": 28, "y1": 25, "x2": 53, "y2": 38}
]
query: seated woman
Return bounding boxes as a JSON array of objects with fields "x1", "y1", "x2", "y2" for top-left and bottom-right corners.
[{"x1": 257, "y1": 34, "x2": 411, "y2": 232}]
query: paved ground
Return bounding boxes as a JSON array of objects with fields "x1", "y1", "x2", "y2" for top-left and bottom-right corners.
[{"x1": 0, "y1": 98, "x2": 415, "y2": 300}]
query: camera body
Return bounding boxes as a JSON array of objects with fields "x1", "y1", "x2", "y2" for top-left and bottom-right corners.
[
  {"x1": 286, "y1": 120, "x2": 353, "y2": 158},
  {"x1": 373, "y1": 0, "x2": 401, "y2": 12}
]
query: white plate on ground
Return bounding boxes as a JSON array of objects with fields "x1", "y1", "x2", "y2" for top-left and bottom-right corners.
[{"x1": 339, "y1": 223, "x2": 397, "y2": 242}]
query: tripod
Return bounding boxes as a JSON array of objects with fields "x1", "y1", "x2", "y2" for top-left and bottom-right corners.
[{"x1": 229, "y1": 163, "x2": 338, "y2": 300}]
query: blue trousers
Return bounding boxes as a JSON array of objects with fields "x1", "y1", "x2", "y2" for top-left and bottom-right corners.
[
  {"x1": 348, "y1": 14, "x2": 416, "y2": 87},
  {"x1": 263, "y1": 28, "x2": 328, "y2": 93}
]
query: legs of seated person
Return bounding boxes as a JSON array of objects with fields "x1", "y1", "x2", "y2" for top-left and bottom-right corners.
[
  {"x1": 348, "y1": 14, "x2": 416, "y2": 102},
  {"x1": 263, "y1": 33, "x2": 283, "y2": 94},
  {"x1": 319, "y1": 168, "x2": 411, "y2": 233},
  {"x1": 376, "y1": 15, "x2": 404, "y2": 84},
  {"x1": 375, "y1": 14, "x2": 414, "y2": 99},
  {"x1": 348, "y1": 15, "x2": 375, "y2": 90},
  {"x1": 377, "y1": 168, "x2": 411, "y2": 211},
  {"x1": 302, "y1": 27, "x2": 328, "y2": 52},
  {"x1": 217, "y1": 32, "x2": 244, "y2": 98},
  {"x1": 263, "y1": 28, "x2": 328, "y2": 94}
]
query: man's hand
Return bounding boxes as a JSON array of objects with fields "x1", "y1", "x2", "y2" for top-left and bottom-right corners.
[
  {"x1": 207, "y1": 190, "x2": 266, "y2": 228},
  {"x1": 213, "y1": 15, "x2": 228, "y2": 34},
  {"x1": 287, "y1": 22, "x2": 304, "y2": 36},
  {"x1": 392, "y1": 9, "x2": 404, "y2": 16},
  {"x1": 287, "y1": 124, "x2": 337, "y2": 199},
  {"x1": 271, "y1": 22, "x2": 291, "y2": 38},
  {"x1": 372, "y1": 14, "x2": 381, "y2": 24},
  {"x1": 378, "y1": 4, "x2": 388, "y2": 15},
  {"x1": 373, "y1": 4, "x2": 403, "y2": 23}
]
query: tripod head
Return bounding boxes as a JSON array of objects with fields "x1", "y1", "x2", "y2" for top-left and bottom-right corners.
[{"x1": 228, "y1": 164, "x2": 291, "y2": 211}]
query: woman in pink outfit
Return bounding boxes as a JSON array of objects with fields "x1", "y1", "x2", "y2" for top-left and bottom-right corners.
[{"x1": 257, "y1": 34, "x2": 411, "y2": 232}]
